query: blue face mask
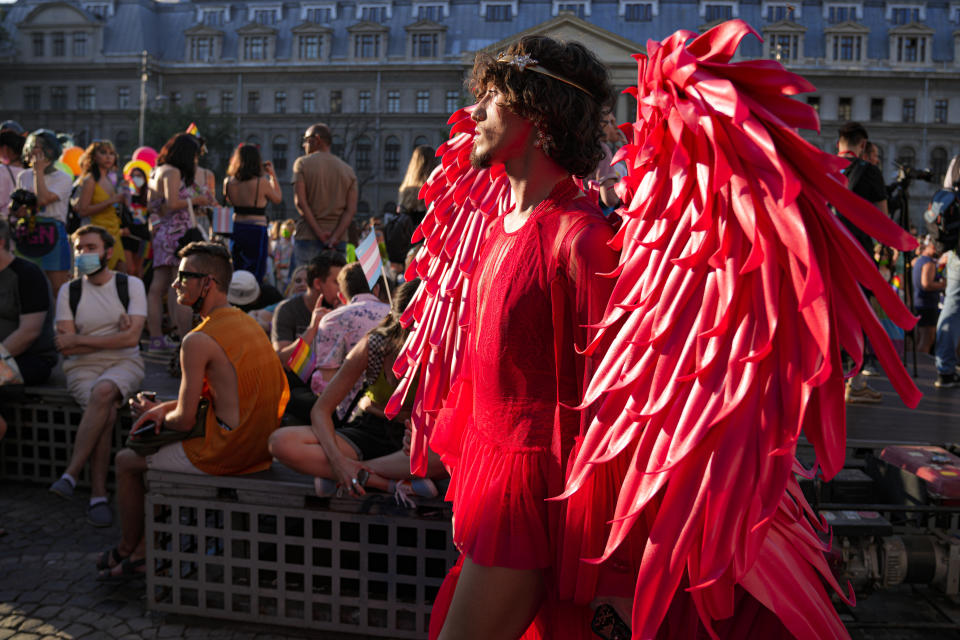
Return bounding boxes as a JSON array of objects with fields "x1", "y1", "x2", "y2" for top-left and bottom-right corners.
[{"x1": 76, "y1": 252, "x2": 104, "y2": 276}]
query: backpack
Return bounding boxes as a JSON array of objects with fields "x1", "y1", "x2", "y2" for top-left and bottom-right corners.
[
  {"x1": 383, "y1": 211, "x2": 416, "y2": 265},
  {"x1": 924, "y1": 189, "x2": 960, "y2": 254},
  {"x1": 68, "y1": 273, "x2": 130, "y2": 318}
]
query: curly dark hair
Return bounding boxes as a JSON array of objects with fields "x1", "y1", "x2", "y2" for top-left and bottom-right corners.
[{"x1": 469, "y1": 36, "x2": 613, "y2": 178}]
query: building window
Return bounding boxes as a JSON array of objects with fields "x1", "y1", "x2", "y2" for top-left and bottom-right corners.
[
  {"x1": 72, "y1": 32, "x2": 87, "y2": 57},
  {"x1": 32, "y1": 34, "x2": 44, "y2": 57},
  {"x1": 902, "y1": 98, "x2": 916, "y2": 123},
  {"x1": 898, "y1": 146, "x2": 916, "y2": 167},
  {"x1": 870, "y1": 97, "x2": 884, "y2": 121},
  {"x1": 355, "y1": 34, "x2": 381, "y2": 58},
  {"x1": 274, "y1": 91, "x2": 287, "y2": 114},
  {"x1": 932, "y1": 147, "x2": 949, "y2": 178},
  {"x1": 303, "y1": 90, "x2": 316, "y2": 113},
  {"x1": 78, "y1": 86, "x2": 96, "y2": 111},
  {"x1": 837, "y1": 97, "x2": 852, "y2": 121},
  {"x1": 52, "y1": 32, "x2": 66, "y2": 57},
  {"x1": 446, "y1": 90, "x2": 460, "y2": 113},
  {"x1": 624, "y1": 3, "x2": 653, "y2": 21},
  {"x1": 358, "y1": 90, "x2": 372, "y2": 114},
  {"x1": 243, "y1": 36, "x2": 268, "y2": 61},
  {"x1": 890, "y1": 7, "x2": 920, "y2": 25},
  {"x1": 253, "y1": 9, "x2": 278, "y2": 25},
  {"x1": 387, "y1": 90, "x2": 400, "y2": 113},
  {"x1": 807, "y1": 95, "x2": 820, "y2": 114},
  {"x1": 770, "y1": 33, "x2": 799, "y2": 61},
  {"x1": 485, "y1": 3, "x2": 513, "y2": 21},
  {"x1": 330, "y1": 90, "x2": 342, "y2": 114},
  {"x1": 414, "y1": 135, "x2": 430, "y2": 147},
  {"x1": 117, "y1": 86, "x2": 130, "y2": 109},
  {"x1": 248, "y1": 90, "x2": 260, "y2": 114},
  {"x1": 202, "y1": 9, "x2": 226, "y2": 26},
  {"x1": 191, "y1": 37, "x2": 215, "y2": 62},
  {"x1": 272, "y1": 136, "x2": 288, "y2": 172},
  {"x1": 221, "y1": 90, "x2": 234, "y2": 113},
  {"x1": 766, "y1": 4, "x2": 795, "y2": 21},
  {"x1": 83, "y1": 3, "x2": 110, "y2": 18},
  {"x1": 935, "y1": 99, "x2": 949, "y2": 124},
  {"x1": 384, "y1": 136, "x2": 401, "y2": 172},
  {"x1": 170, "y1": 91, "x2": 182, "y2": 107},
  {"x1": 412, "y1": 32, "x2": 439, "y2": 58},
  {"x1": 555, "y1": 2, "x2": 588, "y2": 18},
  {"x1": 298, "y1": 34, "x2": 321, "y2": 59},
  {"x1": 51, "y1": 87, "x2": 67, "y2": 110},
  {"x1": 704, "y1": 4, "x2": 733, "y2": 22},
  {"x1": 306, "y1": 7, "x2": 333, "y2": 22},
  {"x1": 827, "y1": 5, "x2": 858, "y2": 23},
  {"x1": 24, "y1": 87, "x2": 41, "y2": 111},
  {"x1": 356, "y1": 136, "x2": 372, "y2": 171},
  {"x1": 417, "y1": 4, "x2": 444, "y2": 20},
  {"x1": 416, "y1": 90, "x2": 430, "y2": 113},
  {"x1": 832, "y1": 34, "x2": 862, "y2": 61},
  {"x1": 331, "y1": 135, "x2": 344, "y2": 157},
  {"x1": 193, "y1": 91, "x2": 207, "y2": 109},
  {"x1": 360, "y1": 6, "x2": 387, "y2": 21},
  {"x1": 896, "y1": 36, "x2": 925, "y2": 63}
]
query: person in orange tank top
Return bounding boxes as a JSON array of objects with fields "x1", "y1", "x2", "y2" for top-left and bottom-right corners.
[{"x1": 96, "y1": 241, "x2": 289, "y2": 580}]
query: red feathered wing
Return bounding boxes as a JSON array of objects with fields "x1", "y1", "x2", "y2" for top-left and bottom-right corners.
[
  {"x1": 561, "y1": 20, "x2": 920, "y2": 638},
  {"x1": 386, "y1": 106, "x2": 513, "y2": 476}
]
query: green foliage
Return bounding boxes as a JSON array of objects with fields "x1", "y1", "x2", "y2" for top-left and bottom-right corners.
[{"x1": 142, "y1": 102, "x2": 236, "y2": 183}]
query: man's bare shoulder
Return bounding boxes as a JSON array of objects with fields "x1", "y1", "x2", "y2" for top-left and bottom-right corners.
[{"x1": 181, "y1": 330, "x2": 224, "y2": 361}]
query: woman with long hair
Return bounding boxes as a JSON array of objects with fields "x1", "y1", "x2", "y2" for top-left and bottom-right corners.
[
  {"x1": 268, "y1": 279, "x2": 444, "y2": 502},
  {"x1": 76, "y1": 140, "x2": 125, "y2": 271},
  {"x1": 145, "y1": 133, "x2": 214, "y2": 352},
  {"x1": 385, "y1": 145, "x2": 437, "y2": 273},
  {"x1": 223, "y1": 143, "x2": 282, "y2": 283}
]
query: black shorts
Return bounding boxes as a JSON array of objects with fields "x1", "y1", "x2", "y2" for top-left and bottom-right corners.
[
  {"x1": 337, "y1": 412, "x2": 405, "y2": 461},
  {"x1": 917, "y1": 307, "x2": 939, "y2": 327}
]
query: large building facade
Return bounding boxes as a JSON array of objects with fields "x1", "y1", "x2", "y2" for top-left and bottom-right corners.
[{"x1": 0, "y1": 0, "x2": 957, "y2": 221}]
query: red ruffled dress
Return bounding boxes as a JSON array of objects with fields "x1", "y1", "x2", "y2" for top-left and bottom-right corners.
[{"x1": 429, "y1": 179, "x2": 623, "y2": 638}]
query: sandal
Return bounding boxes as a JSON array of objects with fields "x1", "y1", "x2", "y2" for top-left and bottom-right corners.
[
  {"x1": 96, "y1": 556, "x2": 146, "y2": 582},
  {"x1": 96, "y1": 546, "x2": 128, "y2": 571},
  {"x1": 591, "y1": 603, "x2": 631, "y2": 640}
]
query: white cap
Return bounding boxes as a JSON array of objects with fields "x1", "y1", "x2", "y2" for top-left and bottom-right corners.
[{"x1": 227, "y1": 270, "x2": 260, "y2": 305}]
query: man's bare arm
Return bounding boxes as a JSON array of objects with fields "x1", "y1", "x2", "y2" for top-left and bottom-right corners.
[
  {"x1": 3, "y1": 312, "x2": 45, "y2": 357},
  {"x1": 163, "y1": 331, "x2": 213, "y2": 432}
]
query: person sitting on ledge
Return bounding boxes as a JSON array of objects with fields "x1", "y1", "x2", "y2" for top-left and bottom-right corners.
[
  {"x1": 269, "y1": 279, "x2": 445, "y2": 505},
  {"x1": 96, "y1": 241, "x2": 289, "y2": 580}
]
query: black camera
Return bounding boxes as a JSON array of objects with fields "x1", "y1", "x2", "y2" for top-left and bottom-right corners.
[
  {"x1": 8, "y1": 189, "x2": 38, "y2": 218},
  {"x1": 895, "y1": 162, "x2": 936, "y2": 184}
]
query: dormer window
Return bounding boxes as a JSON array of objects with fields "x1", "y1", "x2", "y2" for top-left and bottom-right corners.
[
  {"x1": 303, "y1": 4, "x2": 336, "y2": 23},
  {"x1": 349, "y1": 22, "x2": 389, "y2": 60},
  {"x1": 762, "y1": 2, "x2": 799, "y2": 22},
  {"x1": 887, "y1": 4, "x2": 924, "y2": 25},
  {"x1": 299, "y1": 34, "x2": 322, "y2": 58},
  {"x1": 412, "y1": 32, "x2": 439, "y2": 57},
  {"x1": 406, "y1": 20, "x2": 446, "y2": 59},
  {"x1": 293, "y1": 22, "x2": 332, "y2": 61},
  {"x1": 247, "y1": 4, "x2": 282, "y2": 25},
  {"x1": 72, "y1": 32, "x2": 87, "y2": 57},
  {"x1": 191, "y1": 37, "x2": 214, "y2": 61},
  {"x1": 763, "y1": 19, "x2": 805, "y2": 61},
  {"x1": 198, "y1": 7, "x2": 229, "y2": 26},
  {"x1": 32, "y1": 33, "x2": 44, "y2": 57},
  {"x1": 825, "y1": 21, "x2": 868, "y2": 64},
  {"x1": 620, "y1": 1, "x2": 657, "y2": 21},
  {"x1": 700, "y1": 2, "x2": 738, "y2": 22},
  {"x1": 889, "y1": 23, "x2": 933, "y2": 65},
  {"x1": 82, "y1": 2, "x2": 113, "y2": 18},
  {"x1": 481, "y1": 1, "x2": 517, "y2": 21},
  {"x1": 824, "y1": 3, "x2": 861, "y2": 24},
  {"x1": 413, "y1": 2, "x2": 449, "y2": 20},
  {"x1": 553, "y1": 1, "x2": 590, "y2": 17},
  {"x1": 358, "y1": 2, "x2": 392, "y2": 21},
  {"x1": 244, "y1": 36, "x2": 268, "y2": 60},
  {"x1": 356, "y1": 33, "x2": 381, "y2": 57},
  {"x1": 185, "y1": 25, "x2": 224, "y2": 63}
]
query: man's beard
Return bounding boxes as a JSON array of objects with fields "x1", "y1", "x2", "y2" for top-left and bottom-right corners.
[{"x1": 469, "y1": 146, "x2": 492, "y2": 169}]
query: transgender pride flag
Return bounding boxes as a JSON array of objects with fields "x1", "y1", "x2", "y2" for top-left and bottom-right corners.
[{"x1": 356, "y1": 231, "x2": 382, "y2": 290}]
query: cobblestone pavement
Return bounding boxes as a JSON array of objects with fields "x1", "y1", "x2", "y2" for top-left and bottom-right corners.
[{"x1": 0, "y1": 482, "x2": 364, "y2": 640}]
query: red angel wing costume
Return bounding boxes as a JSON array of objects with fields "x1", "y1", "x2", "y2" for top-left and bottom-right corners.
[{"x1": 389, "y1": 20, "x2": 921, "y2": 639}]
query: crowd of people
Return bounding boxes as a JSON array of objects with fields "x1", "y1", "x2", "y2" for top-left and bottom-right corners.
[{"x1": 0, "y1": 116, "x2": 452, "y2": 578}]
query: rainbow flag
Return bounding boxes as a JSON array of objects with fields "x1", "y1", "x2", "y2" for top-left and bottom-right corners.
[
  {"x1": 185, "y1": 122, "x2": 199, "y2": 136},
  {"x1": 286, "y1": 337, "x2": 315, "y2": 383},
  {"x1": 356, "y1": 231, "x2": 382, "y2": 290}
]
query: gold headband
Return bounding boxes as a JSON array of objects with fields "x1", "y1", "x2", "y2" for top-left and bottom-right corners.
[{"x1": 496, "y1": 53, "x2": 594, "y2": 98}]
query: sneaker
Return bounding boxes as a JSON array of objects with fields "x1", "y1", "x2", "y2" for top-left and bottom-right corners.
[
  {"x1": 87, "y1": 502, "x2": 114, "y2": 528},
  {"x1": 48, "y1": 477, "x2": 75, "y2": 499},
  {"x1": 845, "y1": 383, "x2": 883, "y2": 404},
  {"x1": 861, "y1": 359, "x2": 882, "y2": 377},
  {"x1": 935, "y1": 372, "x2": 960, "y2": 389},
  {"x1": 146, "y1": 336, "x2": 178, "y2": 352},
  {"x1": 393, "y1": 478, "x2": 439, "y2": 508}
]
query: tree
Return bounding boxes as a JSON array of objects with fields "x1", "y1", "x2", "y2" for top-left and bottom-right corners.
[{"x1": 141, "y1": 102, "x2": 236, "y2": 186}]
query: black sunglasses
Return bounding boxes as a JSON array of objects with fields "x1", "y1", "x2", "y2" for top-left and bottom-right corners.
[{"x1": 177, "y1": 270, "x2": 212, "y2": 285}]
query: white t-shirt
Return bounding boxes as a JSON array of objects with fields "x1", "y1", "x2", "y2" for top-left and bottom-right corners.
[
  {"x1": 55, "y1": 272, "x2": 147, "y2": 360},
  {"x1": 16, "y1": 168, "x2": 73, "y2": 224},
  {"x1": 0, "y1": 163, "x2": 25, "y2": 217}
]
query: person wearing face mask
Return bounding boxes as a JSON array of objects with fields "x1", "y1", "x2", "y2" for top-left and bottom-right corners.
[
  {"x1": 120, "y1": 162, "x2": 151, "y2": 278},
  {"x1": 48, "y1": 225, "x2": 147, "y2": 528}
]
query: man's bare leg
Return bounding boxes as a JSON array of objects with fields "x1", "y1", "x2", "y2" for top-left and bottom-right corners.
[
  {"x1": 268, "y1": 426, "x2": 360, "y2": 477},
  {"x1": 64, "y1": 380, "x2": 120, "y2": 482},
  {"x1": 115, "y1": 448, "x2": 148, "y2": 556},
  {"x1": 437, "y1": 557, "x2": 544, "y2": 640},
  {"x1": 88, "y1": 406, "x2": 117, "y2": 498}
]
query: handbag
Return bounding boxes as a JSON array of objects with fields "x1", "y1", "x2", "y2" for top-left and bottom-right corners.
[
  {"x1": 0, "y1": 343, "x2": 24, "y2": 386},
  {"x1": 11, "y1": 214, "x2": 58, "y2": 258},
  {"x1": 125, "y1": 398, "x2": 209, "y2": 456}
]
